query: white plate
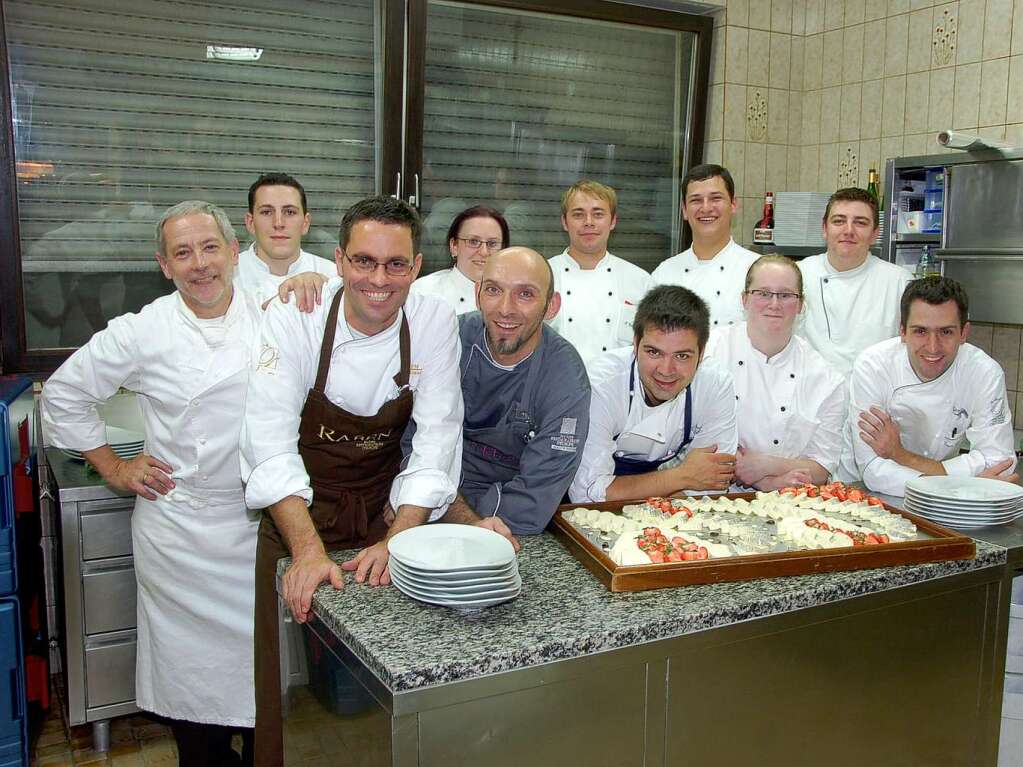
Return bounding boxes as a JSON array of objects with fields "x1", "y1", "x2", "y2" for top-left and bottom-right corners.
[
  {"x1": 389, "y1": 560, "x2": 519, "y2": 581},
  {"x1": 387, "y1": 524, "x2": 515, "y2": 571},
  {"x1": 905, "y1": 490, "x2": 1022, "y2": 509},
  {"x1": 391, "y1": 571, "x2": 521, "y2": 599},
  {"x1": 392, "y1": 580, "x2": 520, "y2": 609},
  {"x1": 905, "y1": 476, "x2": 1023, "y2": 502},
  {"x1": 388, "y1": 558, "x2": 518, "y2": 589},
  {"x1": 903, "y1": 502, "x2": 1023, "y2": 528},
  {"x1": 903, "y1": 499, "x2": 1022, "y2": 519}
]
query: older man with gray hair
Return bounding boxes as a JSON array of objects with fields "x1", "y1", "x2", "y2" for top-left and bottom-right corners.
[{"x1": 41, "y1": 200, "x2": 324, "y2": 766}]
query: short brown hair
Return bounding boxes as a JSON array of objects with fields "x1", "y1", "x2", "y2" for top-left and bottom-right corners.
[
  {"x1": 561, "y1": 180, "x2": 617, "y2": 218},
  {"x1": 633, "y1": 285, "x2": 710, "y2": 352},
  {"x1": 900, "y1": 276, "x2": 969, "y2": 329},
  {"x1": 744, "y1": 254, "x2": 803, "y2": 295},
  {"x1": 823, "y1": 187, "x2": 879, "y2": 228},
  {"x1": 682, "y1": 163, "x2": 735, "y2": 200}
]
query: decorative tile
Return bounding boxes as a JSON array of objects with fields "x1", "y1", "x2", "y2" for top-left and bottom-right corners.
[
  {"x1": 822, "y1": 29, "x2": 845, "y2": 85},
  {"x1": 983, "y1": 0, "x2": 1013, "y2": 59},
  {"x1": 746, "y1": 89, "x2": 769, "y2": 141},
  {"x1": 862, "y1": 19, "x2": 887, "y2": 81},
  {"x1": 861, "y1": 79, "x2": 884, "y2": 138},
  {"x1": 978, "y1": 58, "x2": 1010, "y2": 126},
  {"x1": 908, "y1": 7, "x2": 936, "y2": 72},
  {"x1": 838, "y1": 143, "x2": 860, "y2": 187},
  {"x1": 882, "y1": 75, "x2": 908, "y2": 136},
  {"x1": 748, "y1": 29, "x2": 771, "y2": 87},
  {"x1": 904, "y1": 71, "x2": 931, "y2": 132},
  {"x1": 956, "y1": 0, "x2": 986, "y2": 64},
  {"x1": 844, "y1": 23, "x2": 865, "y2": 83},
  {"x1": 840, "y1": 82, "x2": 863, "y2": 142},
  {"x1": 769, "y1": 32, "x2": 792, "y2": 89},
  {"x1": 932, "y1": 5, "x2": 958, "y2": 66},
  {"x1": 885, "y1": 13, "x2": 910, "y2": 76},
  {"x1": 953, "y1": 62, "x2": 982, "y2": 129},
  {"x1": 928, "y1": 66, "x2": 956, "y2": 130},
  {"x1": 773, "y1": 0, "x2": 794, "y2": 32}
]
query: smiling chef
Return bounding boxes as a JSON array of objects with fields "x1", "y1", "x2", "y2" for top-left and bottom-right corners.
[
  {"x1": 569, "y1": 285, "x2": 739, "y2": 503},
  {"x1": 838, "y1": 276, "x2": 1018, "y2": 496}
]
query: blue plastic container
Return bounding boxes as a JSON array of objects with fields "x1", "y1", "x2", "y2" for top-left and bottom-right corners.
[
  {"x1": 0, "y1": 377, "x2": 33, "y2": 597},
  {"x1": 0, "y1": 597, "x2": 27, "y2": 766}
]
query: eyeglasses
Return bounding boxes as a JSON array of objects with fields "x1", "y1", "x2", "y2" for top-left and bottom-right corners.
[
  {"x1": 344, "y1": 253, "x2": 413, "y2": 277},
  {"x1": 746, "y1": 289, "x2": 802, "y2": 304},
  {"x1": 457, "y1": 237, "x2": 503, "y2": 251}
]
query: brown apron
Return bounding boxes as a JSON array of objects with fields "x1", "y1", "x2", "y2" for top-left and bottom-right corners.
[{"x1": 253, "y1": 288, "x2": 413, "y2": 766}]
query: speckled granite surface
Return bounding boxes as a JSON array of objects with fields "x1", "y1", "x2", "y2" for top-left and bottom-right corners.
[{"x1": 278, "y1": 534, "x2": 1006, "y2": 694}]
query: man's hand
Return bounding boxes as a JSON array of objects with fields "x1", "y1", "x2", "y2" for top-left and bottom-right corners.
[
  {"x1": 858, "y1": 406, "x2": 904, "y2": 460},
  {"x1": 977, "y1": 457, "x2": 1021, "y2": 484},
  {"x1": 675, "y1": 445, "x2": 735, "y2": 491},
  {"x1": 106, "y1": 453, "x2": 175, "y2": 501},
  {"x1": 282, "y1": 550, "x2": 345, "y2": 624},
  {"x1": 767, "y1": 468, "x2": 814, "y2": 489},
  {"x1": 474, "y1": 516, "x2": 521, "y2": 553},
  {"x1": 340, "y1": 540, "x2": 391, "y2": 586},
  {"x1": 734, "y1": 447, "x2": 787, "y2": 487},
  {"x1": 263, "y1": 272, "x2": 329, "y2": 312}
]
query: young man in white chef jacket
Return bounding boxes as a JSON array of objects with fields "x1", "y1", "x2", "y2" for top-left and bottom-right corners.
[
  {"x1": 234, "y1": 172, "x2": 337, "y2": 303},
  {"x1": 797, "y1": 187, "x2": 913, "y2": 374},
  {"x1": 547, "y1": 180, "x2": 655, "y2": 368},
  {"x1": 40, "y1": 201, "x2": 325, "y2": 765},
  {"x1": 651, "y1": 164, "x2": 758, "y2": 329},
  {"x1": 570, "y1": 285, "x2": 739, "y2": 503},
  {"x1": 837, "y1": 277, "x2": 1018, "y2": 496}
]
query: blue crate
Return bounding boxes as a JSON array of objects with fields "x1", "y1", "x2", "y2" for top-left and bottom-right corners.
[
  {"x1": 0, "y1": 377, "x2": 33, "y2": 598},
  {"x1": 0, "y1": 597, "x2": 27, "y2": 766}
]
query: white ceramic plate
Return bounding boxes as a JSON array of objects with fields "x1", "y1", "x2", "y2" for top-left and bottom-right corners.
[
  {"x1": 903, "y1": 501, "x2": 1023, "y2": 528},
  {"x1": 903, "y1": 499, "x2": 1022, "y2": 519},
  {"x1": 389, "y1": 560, "x2": 519, "y2": 581},
  {"x1": 388, "y1": 558, "x2": 518, "y2": 589},
  {"x1": 387, "y1": 523, "x2": 515, "y2": 571},
  {"x1": 392, "y1": 580, "x2": 520, "y2": 609},
  {"x1": 391, "y1": 571, "x2": 521, "y2": 599},
  {"x1": 905, "y1": 490, "x2": 1022, "y2": 509},
  {"x1": 905, "y1": 476, "x2": 1023, "y2": 502}
]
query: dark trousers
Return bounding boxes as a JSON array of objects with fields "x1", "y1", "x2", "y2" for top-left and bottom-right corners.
[{"x1": 166, "y1": 718, "x2": 253, "y2": 766}]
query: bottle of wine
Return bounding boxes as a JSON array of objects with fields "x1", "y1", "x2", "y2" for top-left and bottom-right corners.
[
  {"x1": 753, "y1": 191, "x2": 774, "y2": 244},
  {"x1": 867, "y1": 167, "x2": 881, "y2": 207}
]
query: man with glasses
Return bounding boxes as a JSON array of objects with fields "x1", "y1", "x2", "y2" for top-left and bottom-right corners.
[
  {"x1": 570, "y1": 285, "x2": 738, "y2": 503},
  {"x1": 548, "y1": 180, "x2": 655, "y2": 368},
  {"x1": 241, "y1": 196, "x2": 504, "y2": 766}
]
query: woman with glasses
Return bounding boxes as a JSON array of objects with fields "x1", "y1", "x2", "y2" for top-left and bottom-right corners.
[
  {"x1": 410, "y1": 205, "x2": 510, "y2": 314},
  {"x1": 704, "y1": 255, "x2": 847, "y2": 491}
]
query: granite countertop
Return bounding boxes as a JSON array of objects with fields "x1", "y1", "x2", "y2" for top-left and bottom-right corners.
[{"x1": 284, "y1": 533, "x2": 1006, "y2": 695}]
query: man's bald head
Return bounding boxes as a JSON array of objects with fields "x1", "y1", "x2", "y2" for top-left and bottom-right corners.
[{"x1": 484, "y1": 247, "x2": 555, "y2": 304}]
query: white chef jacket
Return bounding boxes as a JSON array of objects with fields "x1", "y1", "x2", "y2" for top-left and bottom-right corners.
[
  {"x1": 837, "y1": 336, "x2": 1017, "y2": 496},
  {"x1": 704, "y1": 322, "x2": 847, "y2": 475},
  {"x1": 797, "y1": 253, "x2": 913, "y2": 375},
  {"x1": 240, "y1": 280, "x2": 463, "y2": 518},
  {"x1": 233, "y1": 244, "x2": 338, "y2": 305},
  {"x1": 547, "y1": 250, "x2": 655, "y2": 368},
  {"x1": 650, "y1": 239, "x2": 759, "y2": 328},
  {"x1": 409, "y1": 266, "x2": 477, "y2": 315},
  {"x1": 569, "y1": 347, "x2": 738, "y2": 502}
]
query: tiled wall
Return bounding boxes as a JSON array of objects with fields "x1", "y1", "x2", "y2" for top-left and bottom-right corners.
[{"x1": 970, "y1": 322, "x2": 1023, "y2": 433}]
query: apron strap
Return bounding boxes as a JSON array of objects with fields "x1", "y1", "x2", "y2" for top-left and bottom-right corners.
[
  {"x1": 393, "y1": 314, "x2": 411, "y2": 387},
  {"x1": 313, "y1": 288, "x2": 346, "y2": 394}
]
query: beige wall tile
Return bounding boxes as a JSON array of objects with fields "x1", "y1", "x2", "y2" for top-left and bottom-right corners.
[
  {"x1": 882, "y1": 75, "x2": 908, "y2": 135},
  {"x1": 845, "y1": 0, "x2": 866, "y2": 25},
  {"x1": 792, "y1": 0, "x2": 808, "y2": 34},
  {"x1": 862, "y1": 20, "x2": 887, "y2": 81},
  {"x1": 789, "y1": 90, "x2": 804, "y2": 143},
  {"x1": 928, "y1": 66, "x2": 956, "y2": 129},
  {"x1": 911, "y1": 0, "x2": 934, "y2": 7},
  {"x1": 1007, "y1": 122, "x2": 1023, "y2": 143},
  {"x1": 885, "y1": 13, "x2": 910, "y2": 76},
  {"x1": 806, "y1": 0, "x2": 824, "y2": 33},
  {"x1": 768, "y1": 87, "x2": 791, "y2": 142},
  {"x1": 971, "y1": 321, "x2": 995, "y2": 354},
  {"x1": 825, "y1": 0, "x2": 845, "y2": 30},
  {"x1": 993, "y1": 325, "x2": 1022, "y2": 389},
  {"x1": 786, "y1": 144, "x2": 803, "y2": 188},
  {"x1": 741, "y1": 197, "x2": 761, "y2": 244},
  {"x1": 823, "y1": 29, "x2": 846, "y2": 85},
  {"x1": 820, "y1": 85, "x2": 842, "y2": 142},
  {"x1": 844, "y1": 23, "x2": 865, "y2": 83},
  {"x1": 840, "y1": 82, "x2": 864, "y2": 141},
  {"x1": 859, "y1": 139, "x2": 882, "y2": 186},
  {"x1": 979, "y1": 57, "x2": 1010, "y2": 125},
  {"x1": 889, "y1": 0, "x2": 910, "y2": 13},
  {"x1": 953, "y1": 62, "x2": 982, "y2": 127},
  {"x1": 984, "y1": 0, "x2": 1014, "y2": 58},
  {"x1": 704, "y1": 140, "x2": 724, "y2": 166},
  {"x1": 819, "y1": 142, "x2": 840, "y2": 191},
  {"x1": 932, "y1": 3, "x2": 959, "y2": 66},
  {"x1": 867, "y1": 0, "x2": 889, "y2": 18},
  {"x1": 904, "y1": 71, "x2": 931, "y2": 132},
  {"x1": 770, "y1": 33, "x2": 792, "y2": 89},
  {"x1": 747, "y1": 88, "x2": 770, "y2": 140},
  {"x1": 748, "y1": 30, "x2": 772, "y2": 87},
  {"x1": 861, "y1": 79, "x2": 885, "y2": 137},
  {"x1": 773, "y1": 0, "x2": 794, "y2": 31},
  {"x1": 707, "y1": 83, "x2": 726, "y2": 140},
  {"x1": 957, "y1": 0, "x2": 987, "y2": 64},
  {"x1": 724, "y1": 84, "x2": 748, "y2": 140},
  {"x1": 728, "y1": 0, "x2": 750, "y2": 26},
  {"x1": 881, "y1": 135, "x2": 906, "y2": 163},
  {"x1": 750, "y1": 0, "x2": 773, "y2": 29},
  {"x1": 711, "y1": 30, "x2": 726, "y2": 85},
  {"x1": 723, "y1": 140, "x2": 747, "y2": 196},
  {"x1": 1009, "y1": 56, "x2": 1023, "y2": 122},
  {"x1": 1013, "y1": 0, "x2": 1023, "y2": 54},
  {"x1": 800, "y1": 143, "x2": 821, "y2": 188},
  {"x1": 838, "y1": 142, "x2": 859, "y2": 187},
  {"x1": 766, "y1": 143, "x2": 789, "y2": 190},
  {"x1": 790, "y1": 36, "x2": 805, "y2": 90},
  {"x1": 904, "y1": 131, "x2": 929, "y2": 153},
  {"x1": 907, "y1": 8, "x2": 935, "y2": 72},
  {"x1": 745, "y1": 141, "x2": 768, "y2": 195},
  {"x1": 726, "y1": 26, "x2": 750, "y2": 84},
  {"x1": 978, "y1": 124, "x2": 1008, "y2": 137},
  {"x1": 805, "y1": 34, "x2": 824, "y2": 90},
  {"x1": 803, "y1": 89, "x2": 822, "y2": 142}
]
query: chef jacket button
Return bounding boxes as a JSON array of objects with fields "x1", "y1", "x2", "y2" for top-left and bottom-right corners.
[
  {"x1": 459, "y1": 297, "x2": 465, "y2": 302},
  {"x1": 606, "y1": 268, "x2": 611, "y2": 273},
  {"x1": 713, "y1": 320, "x2": 718, "y2": 325},
  {"x1": 566, "y1": 290, "x2": 571, "y2": 295},
  {"x1": 738, "y1": 360, "x2": 744, "y2": 366},
  {"x1": 684, "y1": 268, "x2": 689, "y2": 273},
  {"x1": 780, "y1": 406, "x2": 786, "y2": 412},
  {"x1": 608, "y1": 291, "x2": 613, "y2": 296},
  {"x1": 568, "y1": 318, "x2": 573, "y2": 322},
  {"x1": 790, "y1": 373, "x2": 796, "y2": 379},
  {"x1": 716, "y1": 290, "x2": 721, "y2": 295},
  {"x1": 198, "y1": 438, "x2": 206, "y2": 445},
  {"x1": 773, "y1": 439, "x2": 779, "y2": 445},
  {"x1": 605, "y1": 318, "x2": 611, "y2": 323},
  {"x1": 823, "y1": 278, "x2": 829, "y2": 284},
  {"x1": 735, "y1": 395, "x2": 739, "y2": 400},
  {"x1": 564, "y1": 267, "x2": 569, "y2": 272},
  {"x1": 719, "y1": 265, "x2": 724, "y2": 271}
]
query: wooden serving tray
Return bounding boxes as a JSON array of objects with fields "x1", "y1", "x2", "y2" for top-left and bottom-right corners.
[{"x1": 549, "y1": 494, "x2": 977, "y2": 592}]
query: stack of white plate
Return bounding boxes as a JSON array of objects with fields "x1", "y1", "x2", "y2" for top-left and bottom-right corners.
[
  {"x1": 60, "y1": 425, "x2": 146, "y2": 462},
  {"x1": 773, "y1": 192, "x2": 831, "y2": 247},
  {"x1": 387, "y1": 524, "x2": 520, "y2": 610},
  {"x1": 904, "y1": 476, "x2": 1023, "y2": 529}
]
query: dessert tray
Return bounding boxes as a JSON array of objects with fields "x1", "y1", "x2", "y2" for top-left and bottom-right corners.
[{"x1": 550, "y1": 483, "x2": 975, "y2": 592}]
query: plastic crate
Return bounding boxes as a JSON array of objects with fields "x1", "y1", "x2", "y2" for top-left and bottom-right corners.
[{"x1": 0, "y1": 597, "x2": 27, "y2": 766}]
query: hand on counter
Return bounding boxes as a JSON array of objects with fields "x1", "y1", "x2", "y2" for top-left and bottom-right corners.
[
  {"x1": 341, "y1": 541, "x2": 392, "y2": 587},
  {"x1": 283, "y1": 550, "x2": 345, "y2": 624}
]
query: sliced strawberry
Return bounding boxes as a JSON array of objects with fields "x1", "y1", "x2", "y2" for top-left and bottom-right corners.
[{"x1": 647, "y1": 550, "x2": 665, "y2": 563}]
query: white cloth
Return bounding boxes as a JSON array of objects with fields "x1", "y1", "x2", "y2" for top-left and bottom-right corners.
[
  {"x1": 569, "y1": 347, "x2": 738, "y2": 502},
  {"x1": 233, "y1": 244, "x2": 337, "y2": 305},
  {"x1": 797, "y1": 253, "x2": 913, "y2": 374},
  {"x1": 704, "y1": 323, "x2": 847, "y2": 475},
  {"x1": 240, "y1": 280, "x2": 463, "y2": 517},
  {"x1": 547, "y1": 250, "x2": 655, "y2": 368},
  {"x1": 837, "y1": 337, "x2": 1018, "y2": 496},
  {"x1": 650, "y1": 239, "x2": 759, "y2": 328},
  {"x1": 40, "y1": 290, "x2": 263, "y2": 726},
  {"x1": 409, "y1": 266, "x2": 477, "y2": 315}
]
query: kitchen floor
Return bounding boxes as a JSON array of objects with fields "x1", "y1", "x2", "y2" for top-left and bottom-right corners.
[{"x1": 30, "y1": 680, "x2": 382, "y2": 765}]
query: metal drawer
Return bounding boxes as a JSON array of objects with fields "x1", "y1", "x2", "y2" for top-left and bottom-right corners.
[
  {"x1": 80, "y1": 508, "x2": 133, "y2": 561},
  {"x1": 82, "y1": 567, "x2": 136, "y2": 635},
  {"x1": 85, "y1": 639, "x2": 136, "y2": 708}
]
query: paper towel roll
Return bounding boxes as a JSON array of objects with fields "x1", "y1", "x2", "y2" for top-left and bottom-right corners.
[{"x1": 936, "y1": 130, "x2": 1011, "y2": 151}]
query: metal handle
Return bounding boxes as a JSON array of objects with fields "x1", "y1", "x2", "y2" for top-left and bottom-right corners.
[
  {"x1": 407, "y1": 173, "x2": 420, "y2": 208},
  {"x1": 934, "y1": 249, "x2": 1023, "y2": 261},
  {"x1": 391, "y1": 172, "x2": 402, "y2": 200}
]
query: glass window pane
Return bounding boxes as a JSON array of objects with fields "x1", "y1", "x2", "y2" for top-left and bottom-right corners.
[
  {"x1": 419, "y1": 1, "x2": 694, "y2": 273},
  {"x1": 6, "y1": 0, "x2": 380, "y2": 349}
]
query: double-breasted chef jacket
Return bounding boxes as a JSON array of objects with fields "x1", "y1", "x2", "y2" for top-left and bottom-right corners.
[
  {"x1": 705, "y1": 322, "x2": 847, "y2": 476},
  {"x1": 233, "y1": 243, "x2": 338, "y2": 305},
  {"x1": 569, "y1": 347, "x2": 738, "y2": 503},
  {"x1": 837, "y1": 337, "x2": 1018, "y2": 497},
  {"x1": 454, "y1": 312, "x2": 591, "y2": 534},
  {"x1": 797, "y1": 253, "x2": 914, "y2": 375},
  {"x1": 41, "y1": 290, "x2": 264, "y2": 727},
  {"x1": 650, "y1": 239, "x2": 759, "y2": 329},
  {"x1": 409, "y1": 266, "x2": 478, "y2": 315},
  {"x1": 547, "y1": 250, "x2": 655, "y2": 368}
]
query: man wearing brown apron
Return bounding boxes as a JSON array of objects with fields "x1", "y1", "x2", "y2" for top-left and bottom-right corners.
[{"x1": 241, "y1": 197, "x2": 469, "y2": 766}]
